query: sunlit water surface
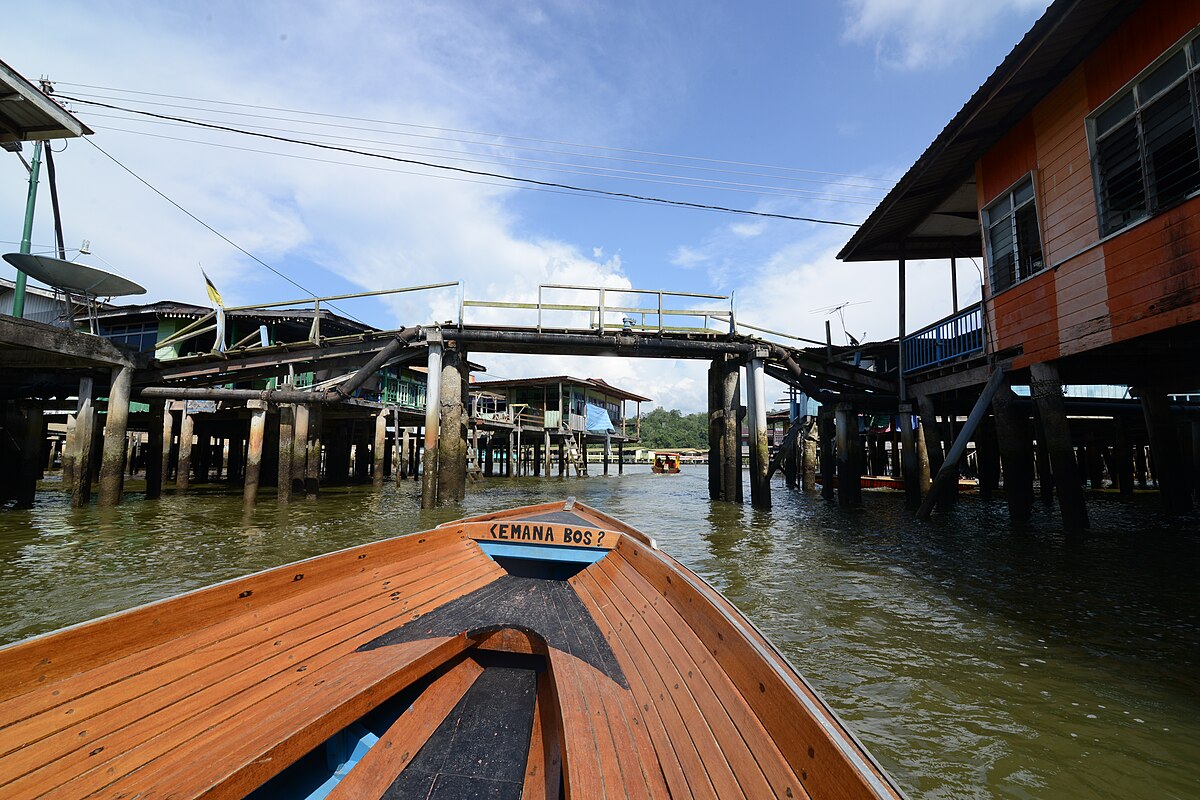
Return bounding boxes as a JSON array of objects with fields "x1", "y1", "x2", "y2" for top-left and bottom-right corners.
[{"x1": 2, "y1": 467, "x2": 1198, "y2": 799}]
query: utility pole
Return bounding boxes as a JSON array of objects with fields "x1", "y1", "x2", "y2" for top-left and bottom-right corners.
[{"x1": 13, "y1": 140, "x2": 44, "y2": 319}]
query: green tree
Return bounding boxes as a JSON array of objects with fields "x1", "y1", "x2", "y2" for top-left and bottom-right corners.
[{"x1": 628, "y1": 408, "x2": 708, "y2": 449}]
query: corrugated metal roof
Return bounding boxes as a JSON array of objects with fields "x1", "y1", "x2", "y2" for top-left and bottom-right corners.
[
  {"x1": 0, "y1": 60, "x2": 92, "y2": 143},
  {"x1": 838, "y1": 0, "x2": 1139, "y2": 263}
]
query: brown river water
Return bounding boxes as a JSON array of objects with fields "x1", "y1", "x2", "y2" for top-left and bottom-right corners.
[{"x1": 1, "y1": 467, "x2": 1197, "y2": 798}]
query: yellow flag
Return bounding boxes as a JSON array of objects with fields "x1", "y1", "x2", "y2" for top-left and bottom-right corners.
[{"x1": 201, "y1": 268, "x2": 223, "y2": 307}]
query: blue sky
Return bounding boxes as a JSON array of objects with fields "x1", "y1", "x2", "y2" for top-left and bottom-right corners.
[{"x1": 1, "y1": 0, "x2": 1051, "y2": 410}]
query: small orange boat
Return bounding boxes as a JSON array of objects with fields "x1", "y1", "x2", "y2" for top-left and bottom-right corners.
[
  {"x1": 0, "y1": 500, "x2": 905, "y2": 799},
  {"x1": 651, "y1": 451, "x2": 682, "y2": 474}
]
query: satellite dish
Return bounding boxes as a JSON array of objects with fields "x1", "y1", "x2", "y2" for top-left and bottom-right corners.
[{"x1": 2, "y1": 253, "x2": 146, "y2": 297}]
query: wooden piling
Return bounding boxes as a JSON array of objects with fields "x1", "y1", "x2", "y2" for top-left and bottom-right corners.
[
  {"x1": 719, "y1": 354, "x2": 742, "y2": 502},
  {"x1": 898, "y1": 403, "x2": 920, "y2": 509},
  {"x1": 277, "y1": 404, "x2": 295, "y2": 503},
  {"x1": 305, "y1": 404, "x2": 323, "y2": 498},
  {"x1": 1030, "y1": 361, "x2": 1088, "y2": 531},
  {"x1": 835, "y1": 402, "x2": 862, "y2": 508},
  {"x1": 618, "y1": 441, "x2": 624, "y2": 474},
  {"x1": 747, "y1": 355, "x2": 771, "y2": 508},
  {"x1": 977, "y1": 415, "x2": 1000, "y2": 500},
  {"x1": 1138, "y1": 386, "x2": 1192, "y2": 513},
  {"x1": 1112, "y1": 421, "x2": 1134, "y2": 498},
  {"x1": 176, "y1": 406, "x2": 193, "y2": 492},
  {"x1": 372, "y1": 409, "x2": 387, "y2": 488},
  {"x1": 15, "y1": 406, "x2": 44, "y2": 508},
  {"x1": 420, "y1": 337, "x2": 443, "y2": 508},
  {"x1": 62, "y1": 413, "x2": 76, "y2": 489},
  {"x1": 603, "y1": 434, "x2": 611, "y2": 476},
  {"x1": 400, "y1": 426, "x2": 411, "y2": 481},
  {"x1": 97, "y1": 365, "x2": 133, "y2": 507},
  {"x1": 146, "y1": 400, "x2": 165, "y2": 500},
  {"x1": 991, "y1": 383, "x2": 1034, "y2": 522},
  {"x1": 436, "y1": 344, "x2": 467, "y2": 503},
  {"x1": 558, "y1": 438, "x2": 565, "y2": 477},
  {"x1": 243, "y1": 399, "x2": 267, "y2": 506},
  {"x1": 70, "y1": 378, "x2": 96, "y2": 507},
  {"x1": 801, "y1": 417, "x2": 817, "y2": 490},
  {"x1": 819, "y1": 407, "x2": 836, "y2": 501}
]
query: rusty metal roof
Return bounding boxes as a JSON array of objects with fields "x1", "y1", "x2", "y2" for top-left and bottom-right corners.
[
  {"x1": 837, "y1": 0, "x2": 1138, "y2": 263},
  {"x1": 0, "y1": 60, "x2": 91, "y2": 144}
]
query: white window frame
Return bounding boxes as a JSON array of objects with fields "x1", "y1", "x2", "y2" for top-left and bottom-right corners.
[{"x1": 980, "y1": 171, "x2": 1045, "y2": 295}]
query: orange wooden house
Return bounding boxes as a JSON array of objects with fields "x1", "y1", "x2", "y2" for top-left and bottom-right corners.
[{"x1": 839, "y1": 0, "x2": 1200, "y2": 523}]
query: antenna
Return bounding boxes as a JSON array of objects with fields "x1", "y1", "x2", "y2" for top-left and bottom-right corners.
[{"x1": 810, "y1": 300, "x2": 869, "y2": 346}]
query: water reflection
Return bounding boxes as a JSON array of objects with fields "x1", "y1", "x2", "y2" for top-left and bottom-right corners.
[{"x1": 1, "y1": 467, "x2": 1197, "y2": 798}]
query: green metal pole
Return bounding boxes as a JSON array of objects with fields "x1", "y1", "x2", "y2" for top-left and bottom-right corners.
[{"x1": 13, "y1": 140, "x2": 44, "y2": 319}]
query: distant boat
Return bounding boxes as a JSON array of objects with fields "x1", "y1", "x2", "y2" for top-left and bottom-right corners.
[
  {"x1": 0, "y1": 500, "x2": 905, "y2": 799},
  {"x1": 652, "y1": 451, "x2": 682, "y2": 474}
]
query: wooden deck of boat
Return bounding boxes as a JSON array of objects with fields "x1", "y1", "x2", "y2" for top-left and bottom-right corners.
[{"x1": 0, "y1": 501, "x2": 903, "y2": 799}]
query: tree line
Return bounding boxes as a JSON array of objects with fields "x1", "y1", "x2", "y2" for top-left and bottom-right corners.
[{"x1": 626, "y1": 408, "x2": 708, "y2": 449}]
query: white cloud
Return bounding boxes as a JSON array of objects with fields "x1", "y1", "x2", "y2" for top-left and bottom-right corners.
[
  {"x1": 670, "y1": 245, "x2": 707, "y2": 268},
  {"x1": 728, "y1": 220, "x2": 766, "y2": 238},
  {"x1": 842, "y1": 0, "x2": 1052, "y2": 70}
]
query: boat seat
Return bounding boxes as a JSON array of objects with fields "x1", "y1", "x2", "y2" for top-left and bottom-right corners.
[{"x1": 0, "y1": 534, "x2": 506, "y2": 800}]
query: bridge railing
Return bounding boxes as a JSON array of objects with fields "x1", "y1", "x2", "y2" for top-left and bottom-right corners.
[
  {"x1": 154, "y1": 282, "x2": 461, "y2": 354},
  {"x1": 463, "y1": 284, "x2": 733, "y2": 335},
  {"x1": 902, "y1": 302, "x2": 983, "y2": 374}
]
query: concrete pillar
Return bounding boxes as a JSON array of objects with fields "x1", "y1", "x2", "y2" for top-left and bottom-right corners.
[
  {"x1": 992, "y1": 384, "x2": 1034, "y2": 523},
  {"x1": 292, "y1": 404, "x2": 309, "y2": 491},
  {"x1": 421, "y1": 337, "x2": 443, "y2": 508},
  {"x1": 544, "y1": 429, "x2": 552, "y2": 477},
  {"x1": 1139, "y1": 386, "x2": 1192, "y2": 513},
  {"x1": 97, "y1": 365, "x2": 133, "y2": 507},
  {"x1": 278, "y1": 404, "x2": 295, "y2": 503},
  {"x1": 603, "y1": 434, "x2": 611, "y2": 476},
  {"x1": 898, "y1": 402, "x2": 920, "y2": 509},
  {"x1": 1030, "y1": 361, "x2": 1089, "y2": 532},
  {"x1": 62, "y1": 412, "x2": 77, "y2": 488},
  {"x1": 747, "y1": 356, "x2": 770, "y2": 508},
  {"x1": 305, "y1": 404, "x2": 323, "y2": 498},
  {"x1": 436, "y1": 344, "x2": 467, "y2": 503},
  {"x1": 509, "y1": 430, "x2": 518, "y2": 478},
  {"x1": 916, "y1": 419, "x2": 931, "y2": 494},
  {"x1": 835, "y1": 402, "x2": 862, "y2": 508},
  {"x1": 801, "y1": 417, "x2": 817, "y2": 491},
  {"x1": 71, "y1": 377, "x2": 96, "y2": 507},
  {"x1": 244, "y1": 399, "x2": 268, "y2": 506},
  {"x1": 373, "y1": 409, "x2": 388, "y2": 489},
  {"x1": 176, "y1": 406, "x2": 194, "y2": 491}
]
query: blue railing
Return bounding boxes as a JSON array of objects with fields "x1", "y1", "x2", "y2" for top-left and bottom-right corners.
[{"x1": 903, "y1": 303, "x2": 983, "y2": 373}]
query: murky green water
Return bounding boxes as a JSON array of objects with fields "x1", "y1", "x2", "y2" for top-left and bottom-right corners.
[{"x1": 2, "y1": 469, "x2": 1198, "y2": 798}]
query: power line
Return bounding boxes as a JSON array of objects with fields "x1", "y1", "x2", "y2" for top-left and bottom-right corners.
[
  {"x1": 80, "y1": 137, "x2": 368, "y2": 322},
  {"x1": 61, "y1": 96, "x2": 861, "y2": 227},
  {"x1": 61, "y1": 87, "x2": 893, "y2": 192},
  {"x1": 55, "y1": 82, "x2": 896, "y2": 186},
  {"x1": 83, "y1": 112, "x2": 880, "y2": 206}
]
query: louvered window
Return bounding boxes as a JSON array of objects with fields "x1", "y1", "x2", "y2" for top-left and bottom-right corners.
[
  {"x1": 982, "y1": 175, "x2": 1044, "y2": 293},
  {"x1": 1090, "y1": 33, "x2": 1200, "y2": 237}
]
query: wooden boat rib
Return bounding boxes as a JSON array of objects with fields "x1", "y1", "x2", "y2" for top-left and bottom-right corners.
[{"x1": 0, "y1": 500, "x2": 905, "y2": 799}]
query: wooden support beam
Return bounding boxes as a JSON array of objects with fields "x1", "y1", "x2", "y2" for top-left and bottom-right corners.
[
  {"x1": 918, "y1": 367, "x2": 1005, "y2": 518},
  {"x1": 898, "y1": 403, "x2": 920, "y2": 509},
  {"x1": 835, "y1": 402, "x2": 862, "y2": 508},
  {"x1": 819, "y1": 407, "x2": 836, "y2": 501},
  {"x1": 372, "y1": 409, "x2": 387, "y2": 489},
  {"x1": 277, "y1": 404, "x2": 295, "y2": 503},
  {"x1": 992, "y1": 383, "x2": 1034, "y2": 523},
  {"x1": 976, "y1": 416, "x2": 1000, "y2": 500},
  {"x1": 243, "y1": 399, "x2": 268, "y2": 506},
  {"x1": 97, "y1": 365, "x2": 133, "y2": 506},
  {"x1": 436, "y1": 344, "x2": 467, "y2": 504},
  {"x1": 15, "y1": 405, "x2": 44, "y2": 508},
  {"x1": 292, "y1": 404, "x2": 309, "y2": 492},
  {"x1": 176, "y1": 406, "x2": 193, "y2": 492},
  {"x1": 70, "y1": 377, "x2": 96, "y2": 507},
  {"x1": 400, "y1": 426, "x2": 411, "y2": 482},
  {"x1": 916, "y1": 393, "x2": 946, "y2": 506},
  {"x1": 1030, "y1": 361, "x2": 1089, "y2": 532},
  {"x1": 305, "y1": 404, "x2": 323, "y2": 498},
  {"x1": 146, "y1": 400, "x2": 165, "y2": 500},
  {"x1": 421, "y1": 337, "x2": 443, "y2": 508},
  {"x1": 1138, "y1": 385, "x2": 1193, "y2": 514},
  {"x1": 801, "y1": 417, "x2": 817, "y2": 491}
]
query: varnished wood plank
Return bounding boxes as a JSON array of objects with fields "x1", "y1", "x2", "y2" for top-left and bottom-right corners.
[
  {"x1": 521, "y1": 672, "x2": 563, "y2": 800},
  {"x1": 0, "y1": 526, "x2": 468, "y2": 700},
  {"x1": 613, "y1": 540, "x2": 895, "y2": 800},
  {"x1": 0, "y1": 541, "x2": 483, "y2": 756},
  {"x1": 325, "y1": 656, "x2": 483, "y2": 800},
  {"x1": 583, "y1": 564, "x2": 751, "y2": 800},
  {"x1": 6, "y1": 564, "x2": 502, "y2": 800},
  {"x1": 595, "y1": 556, "x2": 803, "y2": 800},
  {"x1": 574, "y1": 571, "x2": 716, "y2": 800},
  {"x1": 571, "y1": 575, "x2": 694, "y2": 800}
]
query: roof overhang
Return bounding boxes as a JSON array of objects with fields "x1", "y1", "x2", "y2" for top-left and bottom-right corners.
[
  {"x1": 0, "y1": 59, "x2": 92, "y2": 145},
  {"x1": 838, "y1": 0, "x2": 1138, "y2": 263}
]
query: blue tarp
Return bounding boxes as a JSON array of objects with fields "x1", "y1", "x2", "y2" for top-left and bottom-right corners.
[{"x1": 585, "y1": 403, "x2": 615, "y2": 433}]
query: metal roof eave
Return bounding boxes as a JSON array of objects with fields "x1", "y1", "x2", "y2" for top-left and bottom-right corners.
[
  {"x1": 837, "y1": 0, "x2": 1137, "y2": 264},
  {"x1": 0, "y1": 59, "x2": 92, "y2": 142}
]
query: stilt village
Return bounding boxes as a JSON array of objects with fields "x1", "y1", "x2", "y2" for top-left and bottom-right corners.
[{"x1": 5, "y1": 1, "x2": 1200, "y2": 533}]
